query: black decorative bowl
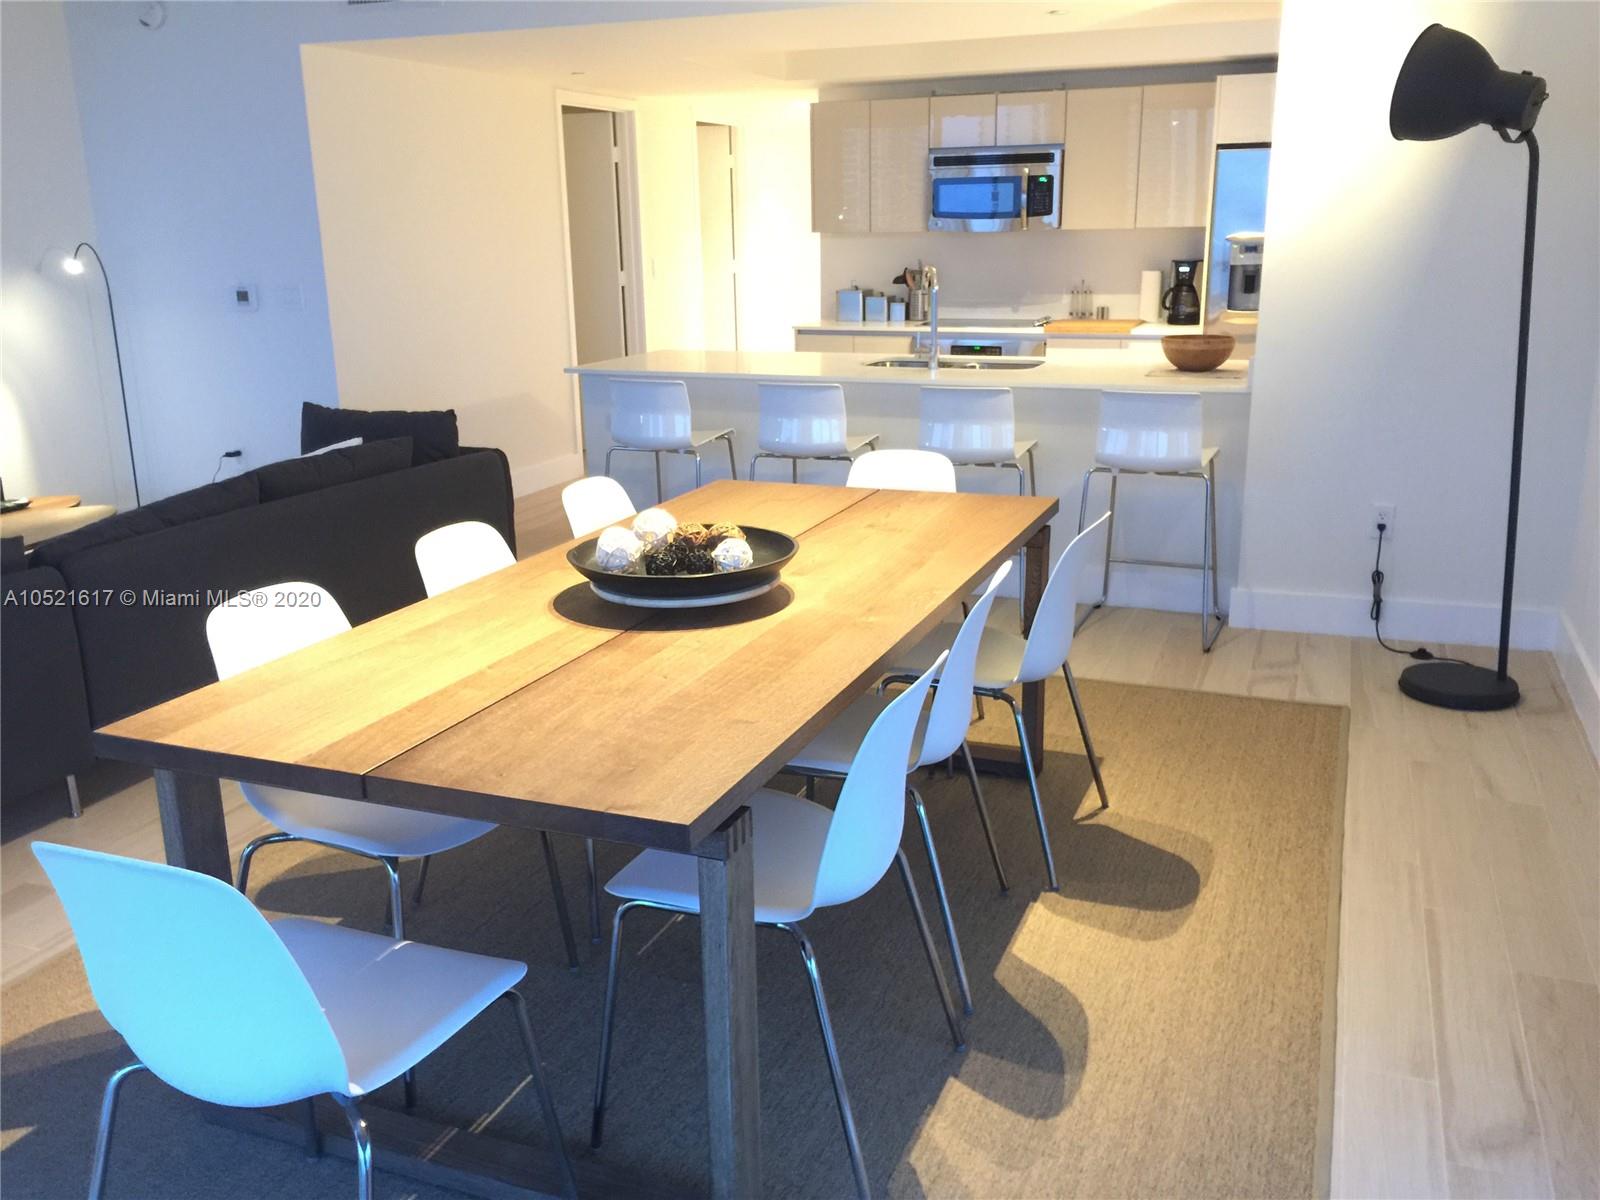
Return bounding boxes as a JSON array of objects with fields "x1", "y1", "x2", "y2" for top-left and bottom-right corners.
[{"x1": 567, "y1": 526, "x2": 798, "y2": 606}]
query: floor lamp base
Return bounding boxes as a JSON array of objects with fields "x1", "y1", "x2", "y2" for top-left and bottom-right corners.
[{"x1": 1398, "y1": 660, "x2": 1520, "y2": 711}]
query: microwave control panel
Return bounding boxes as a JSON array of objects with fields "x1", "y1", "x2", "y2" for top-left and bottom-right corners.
[{"x1": 1026, "y1": 174, "x2": 1056, "y2": 217}]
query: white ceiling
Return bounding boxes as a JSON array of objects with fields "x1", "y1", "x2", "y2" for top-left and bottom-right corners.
[{"x1": 329, "y1": 1, "x2": 1281, "y2": 95}]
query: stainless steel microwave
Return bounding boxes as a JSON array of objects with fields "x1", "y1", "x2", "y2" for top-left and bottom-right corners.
[{"x1": 928, "y1": 143, "x2": 1063, "y2": 232}]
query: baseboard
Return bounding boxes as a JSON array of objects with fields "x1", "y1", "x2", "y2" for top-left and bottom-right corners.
[
  {"x1": 1228, "y1": 586, "x2": 1559, "y2": 651},
  {"x1": 1556, "y1": 610, "x2": 1600, "y2": 761},
  {"x1": 509, "y1": 452, "x2": 583, "y2": 498}
]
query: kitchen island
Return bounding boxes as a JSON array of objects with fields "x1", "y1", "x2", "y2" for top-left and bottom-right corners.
[{"x1": 566, "y1": 347, "x2": 1250, "y2": 614}]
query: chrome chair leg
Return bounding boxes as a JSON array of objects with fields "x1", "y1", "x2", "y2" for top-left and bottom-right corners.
[
  {"x1": 585, "y1": 838, "x2": 602, "y2": 945},
  {"x1": 411, "y1": 855, "x2": 431, "y2": 906},
  {"x1": 66, "y1": 773, "x2": 82, "y2": 819},
  {"x1": 959, "y1": 741, "x2": 1008, "y2": 892},
  {"x1": 502, "y1": 990, "x2": 580, "y2": 1200},
  {"x1": 88, "y1": 1061, "x2": 148, "y2": 1200},
  {"x1": 539, "y1": 831, "x2": 581, "y2": 972},
  {"x1": 1025, "y1": 444, "x2": 1038, "y2": 496},
  {"x1": 1100, "y1": 472, "x2": 1119, "y2": 606},
  {"x1": 591, "y1": 899, "x2": 650, "y2": 1148},
  {"x1": 380, "y1": 856, "x2": 405, "y2": 941},
  {"x1": 236, "y1": 831, "x2": 298, "y2": 897},
  {"x1": 775, "y1": 922, "x2": 871, "y2": 1200},
  {"x1": 303, "y1": 1097, "x2": 323, "y2": 1160},
  {"x1": 331, "y1": 1094, "x2": 373, "y2": 1200},
  {"x1": 992, "y1": 689, "x2": 1059, "y2": 891},
  {"x1": 692, "y1": 450, "x2": 703, "y2": 490},
  {"x1": 653, "y1": 450, "x2": 664, "y2": 503},
  {"x1": 893, "y1": 848, "x2": 967, "y2": 1052},
  {"x1": 722, "y1": 432, "x2": 739, "y2": 480},
  {"x1": 1062, "y1": 665, "x2": 1109, "y2": 811},
  {"x1": 1075, "y1": 466, "x2": 1111, "y2": 633},
  {"x1": 1199, "y1": 459, "x2": 1225, "y2": 653},
  {"x1": 792, "y1": 455, "x2": 799, "y2": 483},
  {"x1": 908, "y1": 786, "x2": 973, "y2": 1016}
]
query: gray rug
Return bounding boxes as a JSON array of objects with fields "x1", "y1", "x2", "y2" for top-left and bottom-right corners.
[{"x1": 0, "y1": 678, "x2": 1346, "y2": 1199}]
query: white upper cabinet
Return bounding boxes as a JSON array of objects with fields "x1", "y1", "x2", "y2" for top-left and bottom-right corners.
[
  {"x1": 996, "y1": 89, "x2": 1066, "y2": 146},
  {"x1": 929, "y1": 93, "x2": 997, "y2": 148},
  {"x1": 1062, "y1": 86, "x2": 1142, "y2": 230},
  {"x1": 1135, "y1": 82, "x2": 1215, "y2": 228},
  {"x1": 869, "y1": 97, "x2": 930, "y2": 233},
  {"x1": 1214, "y1": 72, "x2": 1276, "y2": 145},
  {"x1": 811, "y1": 99, "x2": 871, "y2": 234}
]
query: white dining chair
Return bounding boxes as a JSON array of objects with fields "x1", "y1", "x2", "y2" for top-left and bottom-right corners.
[
  {"x1": 919, "y1": 385, "x2": 1037, "y2": 495},
  {"x1": 34, "y1": 842, "x2": 578, "y2": 1200},
  {"x1": 786, "y1": 560, "x2": 1013, "y2": 1017},
  {"x1": 561, "y1": 476, "x2": 636, "y2": 538},
  {"x1": 589, "y1": 653, "x2": 963, "y2": 1200},
  {"x1": 750, "y1": 382, "x2": 879, "y2": 483},
  {"x1": 212, "y1": 583, "x2": 582, "y2": 1004},
  {"x1": 413, "y1": 526, "x2": 606, "y2": 948},
  {"x1": 415, "y1": 520, "x2": 514, "y2": 596},
  {"x1": 845, "y1": 448, "x2": 957, "y2": 492},
  {"x1": 889, "y1": 514, "x2": 1112, "y2": 892},
  {"x1": 1076, "y1": 390, "x2": 1224, "y2": 651},
  {"x1": 604, "y1": 378, "x2": 737, "y2": 503}
]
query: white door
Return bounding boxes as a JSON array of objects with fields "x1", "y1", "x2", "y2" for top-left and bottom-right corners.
[
  {"x1": 562, "y1": 109, "x2": 628, "y2": 363},
  {"x1": 697, "y1": 123, "x2": 738, "y2": 351}
]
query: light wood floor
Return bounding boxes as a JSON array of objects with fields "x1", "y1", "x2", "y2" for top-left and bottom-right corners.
[{"x1": 2, "y1": 484, "x2": 1595, "y2": 1199}]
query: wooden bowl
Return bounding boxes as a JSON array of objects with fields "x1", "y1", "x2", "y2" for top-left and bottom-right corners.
[{"x1": 1161, "y1": 334, "x2": 1235, "y2": 372}]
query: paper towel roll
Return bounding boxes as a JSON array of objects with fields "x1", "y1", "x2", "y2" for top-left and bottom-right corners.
[{"x1": 1138, "y1": 270, "x2": 1164, "y2": 323}]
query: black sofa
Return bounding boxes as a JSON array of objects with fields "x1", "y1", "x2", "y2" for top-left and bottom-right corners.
[{"x1": 1, "y1": 438, "x2": 515, "y2": 809}]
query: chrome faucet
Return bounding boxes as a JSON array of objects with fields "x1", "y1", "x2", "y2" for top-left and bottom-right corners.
[{"x1": 925, "y1": 265, "x2": 940, "y2": 370}]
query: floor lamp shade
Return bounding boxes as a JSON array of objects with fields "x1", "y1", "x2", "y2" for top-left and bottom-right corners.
[
  {"x1": 1390, "y1": 24, "x2": 1548, "y2": 140},
  {"x1": 1387, "y1": 26, "x2": 1546, "y2": 712}
]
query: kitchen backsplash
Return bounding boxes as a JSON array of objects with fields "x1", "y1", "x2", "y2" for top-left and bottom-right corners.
[{"x1": 821, "y1": 227, "x2": 1204, "y2": 319}]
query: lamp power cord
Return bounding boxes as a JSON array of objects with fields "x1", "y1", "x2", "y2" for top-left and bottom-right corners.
[{"x1": 1370, "y1": 523, "x2": 1469, "y2": 664}]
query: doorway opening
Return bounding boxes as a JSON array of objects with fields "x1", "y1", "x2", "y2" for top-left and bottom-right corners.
[
  {"x1": 559, "y1": 104, "x2": 643, "y2": 364},
  {"x1": 696, "y1": 122, "x2": 738, "y2": 351}
]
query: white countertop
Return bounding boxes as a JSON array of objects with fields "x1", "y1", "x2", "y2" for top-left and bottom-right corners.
[
  {"x1": 567, "y1": 349, "x2": 1251, "y2": 393},
  {"x1": 795, "y1": 319, "x2": 1188, "y2": 341}
]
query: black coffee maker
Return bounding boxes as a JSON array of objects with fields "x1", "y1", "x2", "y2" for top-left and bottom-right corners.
[{"x1": 1161, "y1": 259, "x2": 1202, "y2": 325}]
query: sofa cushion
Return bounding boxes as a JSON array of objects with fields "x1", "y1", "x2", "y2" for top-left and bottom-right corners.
[
  {"x1": 253, "y1": 437, "x2": 413, "y2": 502},
  {"x1": 302, "y1": 402, "x2": 459, "y2": 464},
  {"x1": 31, "y1": 474, "x2": 259, "y2": 570}
]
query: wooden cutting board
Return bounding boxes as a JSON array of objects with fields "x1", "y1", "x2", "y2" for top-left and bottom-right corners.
[{"x1": 1042, "y1": 318, "x2": 1143, "y2": 334}]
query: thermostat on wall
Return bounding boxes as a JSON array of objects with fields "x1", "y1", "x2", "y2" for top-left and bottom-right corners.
[{"x1": 232, "y1": 285, "x2": 257, "y2": 311}]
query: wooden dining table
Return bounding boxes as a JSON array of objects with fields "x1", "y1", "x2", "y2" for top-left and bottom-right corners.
[{"x1": 94, "y1": 478, "x2": 1058, "y2": 1200}]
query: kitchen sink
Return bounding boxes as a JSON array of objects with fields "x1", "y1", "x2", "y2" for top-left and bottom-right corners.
[{"x1": 867, "y1": 357, "x2": 1045, "y2": 370}]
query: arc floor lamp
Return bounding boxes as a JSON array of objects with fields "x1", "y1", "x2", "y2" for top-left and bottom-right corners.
[
  {"x1": 63, "y1": 242, "x2": 141, "y2": 507},
  {"x1": 1389, "y1": 24, "x2": 1549, "y2": 711}
]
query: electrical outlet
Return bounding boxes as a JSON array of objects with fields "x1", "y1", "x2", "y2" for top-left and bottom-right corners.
[{"x1": 1370, "y1": 503, "x2": 1396, "y2": 540}]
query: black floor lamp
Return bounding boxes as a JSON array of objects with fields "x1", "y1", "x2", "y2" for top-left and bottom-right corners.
[
  {"x1": 63, "y1": 242, "x2": 141, "y2": 507},
  {"x1": 1388, "y1": 24, "x2": 1548, "y2": 711}
]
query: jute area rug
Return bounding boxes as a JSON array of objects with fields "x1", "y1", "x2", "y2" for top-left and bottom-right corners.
[{"x1": 1, "y1": 677, "x2": 1346, "y2": 1199}]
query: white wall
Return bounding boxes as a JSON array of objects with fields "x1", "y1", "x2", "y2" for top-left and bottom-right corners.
[
  {"x1": 1235, "y1": 0, "x2": 1600, "y2": 653},
  {"x1": 49, "y1": 1, "x2": 775, "y2": 500},
  {"x1": 635, "y1": 91, "x2": 820, "y2": 352},
  {"x1": 301, "y1": 48, "x2": 581, "y2": 494},
  {"x1": 0, "y1": 0, "x2": 134, "y2": 509},
  {"x1": 1559, "y1": 365, "x2": 1599, "y2": 756}
]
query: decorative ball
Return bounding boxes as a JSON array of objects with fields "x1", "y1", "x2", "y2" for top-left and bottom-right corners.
[
  {"x1": 706, "y1": 522, "x2": 745, "y2": 548},
  {"x1": 679, "y1": 546, "x2": 716, "y2": 574},
  {"x1": 594, "y1": 525, "x2": 642, "y2": 572},
  {"x1": 670, "y1": 522, "x2": 713, "y2": 547},
  {"x1": 712, "y1": 537, "x2": 754, "y2": 572},
  {"x1": 631, "y1": 507, "x2": 676, "y2": 549},
  {"x1": 642, "y1": 543, "x2": 687, "y2": 575}
]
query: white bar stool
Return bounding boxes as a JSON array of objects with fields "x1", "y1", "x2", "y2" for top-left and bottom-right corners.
[
  {"x1": 919, "y1": 385, "x2": 1037, "y2": 495},
  {"x1": 1076, "y1": 389, "x2": 1225, "y2": 651},
  {"x1": 604, "y1": 377, "x2": 736, "y2": 503},
  {"x1": 750, "y1": 382, "x2": 879, "y2": 482}
]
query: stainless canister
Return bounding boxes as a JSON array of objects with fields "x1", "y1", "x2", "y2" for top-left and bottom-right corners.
[{"x1": 907, "y1": 288, "x2": 930, "y2": 323}]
